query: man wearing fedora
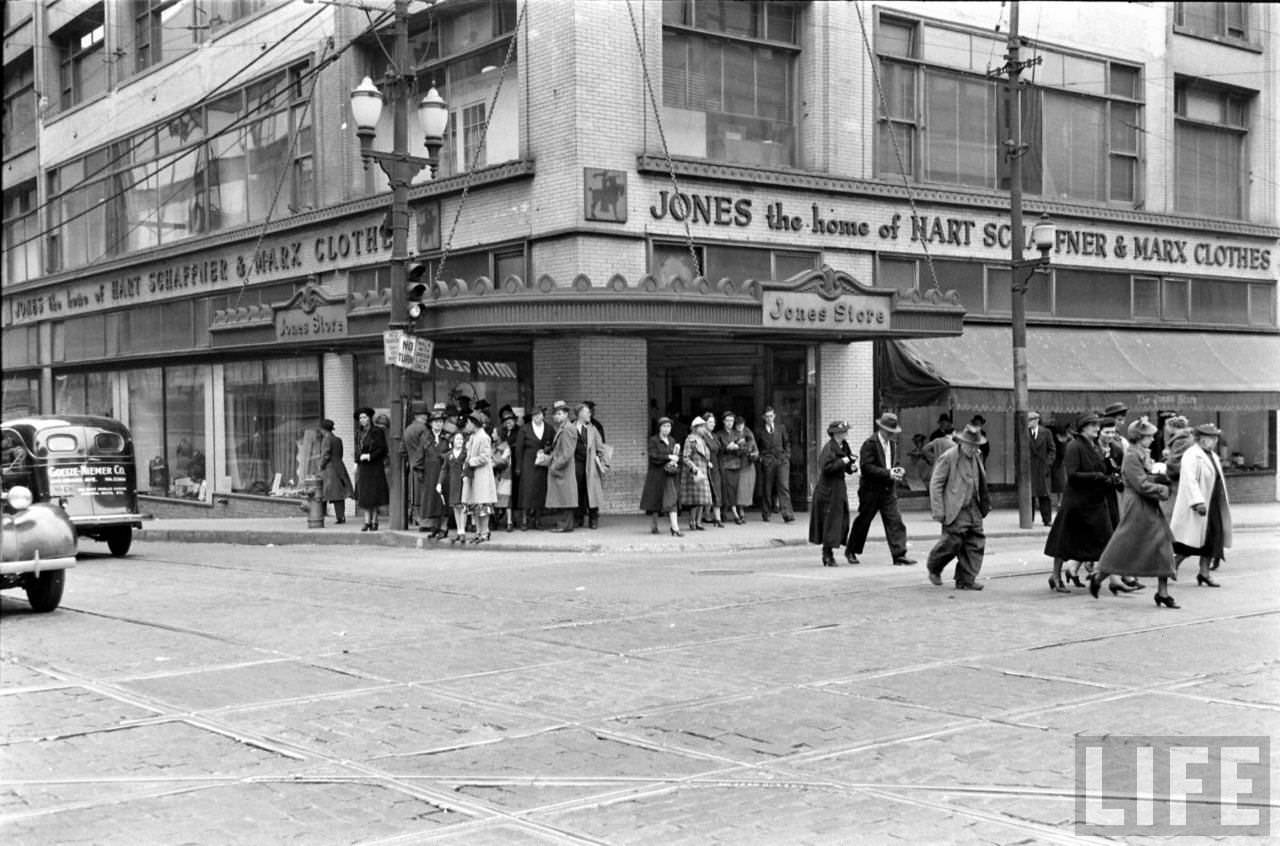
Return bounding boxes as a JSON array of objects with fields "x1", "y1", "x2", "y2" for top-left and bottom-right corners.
[
  {"x1": 401, "y1": 400, "x2": 431, "y2": 527},
  {"x1": 926, "y1": 424, "x2": 991, "y2": 590},
  {"x1": 844, "y1": 412, "x2": 916, "y2": 566},
  {"x1": 1027, "y1": 411, "x2": 1056, "y2": 527}
]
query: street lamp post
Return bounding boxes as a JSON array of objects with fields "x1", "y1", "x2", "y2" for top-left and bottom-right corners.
[{"x1": 348, "y1": 0, "x2": 448, "y2": 531}]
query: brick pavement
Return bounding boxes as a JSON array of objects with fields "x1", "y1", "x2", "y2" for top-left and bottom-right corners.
[{"x1": 1, "y1": 528, "x2": 1276, "y2": 844}]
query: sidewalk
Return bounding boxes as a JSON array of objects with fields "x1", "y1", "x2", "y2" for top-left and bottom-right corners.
[{"x1": 134, "y1": 502, "x2": 1280, "y2": 553}]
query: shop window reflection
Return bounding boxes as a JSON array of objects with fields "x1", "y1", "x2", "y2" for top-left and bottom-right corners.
[{"x1": 223, "y1": 357, "x2": 321, "y2": 496}]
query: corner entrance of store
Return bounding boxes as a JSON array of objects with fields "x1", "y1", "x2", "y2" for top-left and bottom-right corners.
[{"x1": 648, "y1": 340, "x2": 812, "y2": 509}]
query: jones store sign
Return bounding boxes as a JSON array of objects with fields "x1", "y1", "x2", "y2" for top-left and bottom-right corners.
[{"x1": 763, "y1": 292, "x2": 890, "y2": 331}]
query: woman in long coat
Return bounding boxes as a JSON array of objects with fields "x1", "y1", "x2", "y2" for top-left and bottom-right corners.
[
  {"x1": 1044, "y1": 413, "x2": 1115, "y2": 592},
  {"x1": 420, "y1": 412, "x2": 450, "y2": 539},
  {"x1": 717, "y1": 411, "x2": 745, "y2": 524},
  {"x1": 735, "y1": 418, "x2": 759, "y2": 512},
  {"x1": 543, "y1": 405, "x2": 579, "y2": 531},
  {"x1": 1093, "y1": 420, "x2": 1178, "y2": 606},
  {"x1": 640, "y1": 416, "x2": 681, "y2": 536},
  {"x1": 1170, "y1": 423, "x2": 1232, "y2": 587},
  {"x1": 679, "y1": 416, "x2": 713, "y2": 531},
  {"x1": 353, "y1": 407, "x2": 389, "y2": 531},
  {"x1": 461, "y1": 415, "x2": 496, "y2": 543},
  {"x1": 700, "y1": 412, "x2": 724, "y2": 527},
  {"x1": 318, "y1": 419, "x2": 353, "y2": 524},
  {"x1": 513, "y1": 406, "x2": 554, "y2": 529},
  {"x1": 809, "y1": 421, "x2": 857, "y2": 566}
]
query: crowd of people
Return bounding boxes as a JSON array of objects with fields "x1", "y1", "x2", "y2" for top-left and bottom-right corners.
[{"x1": 319, "y1": 397, "x2": 1238, "y2": 600}]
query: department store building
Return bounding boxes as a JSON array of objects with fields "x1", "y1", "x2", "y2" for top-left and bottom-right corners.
[{"x1": 3, "y1": 0, "x2": 1277, "y2": 516}]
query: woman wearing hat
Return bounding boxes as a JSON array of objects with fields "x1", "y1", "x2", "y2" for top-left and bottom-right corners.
[
  {"x1": 1170, "y1": 423, "x2": 1232, "y2": 587},
  {"x1": 1044, "y1": 413, "x2": 1115, "y2": 592},
  {"x1": 680, "y1": 416, "x2": 714, "y2": 532},
  {"x1": 640, "y1": 416, "x2": 682, "y2": 536},
  {"x1": 810, "y1": 421, "x2": 857, "y2": 566},
  {"x1": 513, "y1": 405, "x2": 554, "y2": 529},
  {"x1": 353, "y1": 407, "x2": 389, "y2": 531},
  {"x1": 461, "y1": 413, "x2": 497, "y2": 543},
  {"x1": 717, "y1": 411, "x2": 747, "y2": 524},
  {"x1": 1092, "y1": 419, "x2": 1179, "y2": 607}
]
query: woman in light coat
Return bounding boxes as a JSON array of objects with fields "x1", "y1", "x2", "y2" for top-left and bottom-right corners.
[
  {"x1": 460, "y1": 414, "x2": 497, "y2": 543},
  {"x1": 734, "y1": 417, "x2": 759, "y2": 512},
  {"x1": 679, "y1": 416, "x2": 713, "y2": 532},
  {"x1": 1170, "y1": 423, "x2": 1232, "y2": 587},
  {"x1": 1093, "y1": 420, "x2": 1178, "y2": 607}
]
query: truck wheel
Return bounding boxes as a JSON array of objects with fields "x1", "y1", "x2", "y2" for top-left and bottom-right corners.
[
  {"x1": 25, "y1": 570, "x2": 65, "y2": 613},
  {"x1": 107, "y1": 528, "x2": 133, "y2": 557}
]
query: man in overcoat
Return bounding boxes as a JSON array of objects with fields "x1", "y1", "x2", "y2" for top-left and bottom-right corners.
[
  {"x1": 400, "y1": 401, "x2": 430, "y2": 526},
  {"x1": 756, "y1": 406, "x2": 794, "y2": 522},
  {"x1": 318, "y1": 419, "x2": 353, "y2": 523},
  {"x1": 809, "y1": 421, "x2": 858, "y2": 566},
  {"x1": 926, "y1": 424, "x2": 992, "y2": 590},
  {"x1": 513, "y1": 405, "x2": 554, "y2": 529},
  {"x1": 1027, "y1": 411, "x2": 1056, "y2": 526},
  {"x1": 573, "y1": 402, "x2": 609, "y2": 529},
  {"x1": 844, "y1": 412, "x2": 916, "y2": 566},
  {"x1": 543, "y1": 402, "x2": 579, "y2": 532}
]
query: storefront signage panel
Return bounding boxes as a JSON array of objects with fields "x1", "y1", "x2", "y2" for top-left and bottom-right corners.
[
  {"x1": 275, "y1": 303, "x2": 347, "y2": 341},
  {"x1": 763, "y1": 292, "x2": 891, "y2": 331},
  {"x1": 6, "y1": 212, "x2": 399, "y2": 327},
  {"x1": 648, "y1": 190, "x2": 1275, "y2": 280}
]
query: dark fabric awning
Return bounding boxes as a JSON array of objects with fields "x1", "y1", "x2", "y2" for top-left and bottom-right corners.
[{"x1": 878, "y1": 326, "x2": 1280, "y2": 413}]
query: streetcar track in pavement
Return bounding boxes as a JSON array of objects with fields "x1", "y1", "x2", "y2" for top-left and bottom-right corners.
[{"x1": 4, "y1": 541, "x2": 1275, "y2": 842}]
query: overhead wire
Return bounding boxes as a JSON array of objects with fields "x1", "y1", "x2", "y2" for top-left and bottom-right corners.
[
  {"x1": 9, "y1": 6, "x2": 391, "y2": 262},
  {"x1": 12, "y1": 3, "x2": 333, "y2": 237}
]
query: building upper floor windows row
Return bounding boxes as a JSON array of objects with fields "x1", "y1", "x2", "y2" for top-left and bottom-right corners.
[
  {"x1": 876, "y1": 13, "x2": 1145, "y2": 208},
  {"x1": 44, "y1": 61, "x2": 312, "y2": 273},
  {"x1": 45, "y1": 0, "x2": 277, "y2": 114},
  {"x1": 1174, "y1": 2, "x2": 1254, "y2": 45},
  {"x1": 1175, "y1": 80, "x2": 1250, "y2": 219},
  {"x1": 881, "y1": 254, "x2": 1275, "y2": 329},
  {"x1": 3, "y1": 181, "x2": 40, "y2": 287}
]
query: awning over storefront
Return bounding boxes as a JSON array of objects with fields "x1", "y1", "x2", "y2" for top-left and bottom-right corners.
[{"x1": 878, "y1": 326, "x2": 1280, "y2": 413}]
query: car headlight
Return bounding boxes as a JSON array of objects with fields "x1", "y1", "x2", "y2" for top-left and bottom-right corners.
[{"x1": 6, "y1": 486, "x2": 33, "y2": 510}]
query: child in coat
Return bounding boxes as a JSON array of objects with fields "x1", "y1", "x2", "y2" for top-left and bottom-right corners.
[{"x1": 437, "y1": 432, "x2": 468, "y2": 543}]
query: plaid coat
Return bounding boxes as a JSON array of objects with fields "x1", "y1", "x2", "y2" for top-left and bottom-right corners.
[{"x1": 679, "y1": 431, "x2": 713, "y2": 506}]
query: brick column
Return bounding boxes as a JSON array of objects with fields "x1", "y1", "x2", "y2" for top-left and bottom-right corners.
[
  {"x1": 819, "y1": 341, "x2": 875, "y2": 506},
  {"x1": 532, "y1": 336, "x2": 648, "y2": 513}
]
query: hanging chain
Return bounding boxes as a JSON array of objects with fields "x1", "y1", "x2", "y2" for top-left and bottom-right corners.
[
  {"x1": 434, "y1": 0, "x2": 528, "y2": 286},
  {"x1": 624, "y1": 0, "x2": 701, "y2": 281}
]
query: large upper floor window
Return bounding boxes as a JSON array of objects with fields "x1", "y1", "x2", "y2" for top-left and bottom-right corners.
[
  {"x1": 45, "y1": 62, "x2": 313, "y2": 272},
  {"x1": 2, "y1": 52, "x2": 37, "y2": 158},
  {"x1": 52, "y1": 4, "x2": 108, "y2": 111},
  {"x1": 1174, "y1": 2, "x2": 1253, "y2": 43},
  {"x1": 876, "y1": 13, "x2": 1143, "y2": 206},
  {"x1": 1175, "y1": 80, "x2": 1249, "y2": 220},
  {"x1": 3, "y1": 181, "x2": 40, "y2": 286},
  {"x1": 131, "y1": 0, "x2": 199, "y2": 74},
  {"x1": 661, "y1": 0, "x2": 801, "y2": 168},
  {"x1": 401, "y1": 0, "x2": 520, "y2": 179}
]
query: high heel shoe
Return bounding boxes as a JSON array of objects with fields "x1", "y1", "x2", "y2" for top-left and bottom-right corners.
[
  {"x1": 371, "y1": 521, "x2": 378, "y2": 531},
  {"x1": 361, "y1": 523, "x2": 372, "y2": 532},
  {"x1": 1089, "y1": 573, "x2": 1103, "y2": 598},
  {"x1": 691, "y1": 523, "x2": 706, "y2": 531},
  {"x1": 712, "y1": 520, "x2": 725, "y2": 528},
  {"x1": 1155, "y1": 593, "x2": 1180, "y2": 609},
  {"x1": 1109, "y1": 582, "x2": 1137, "y2": 596},
  {"x1": 1196, "y1": 573, "x2": 1220, "y2": 587},
  {"x1": 1066, "y1": 568, "x2": 1084, "y2": 588},
  {"x1": 1048, "y1": 576, "x2": 1071, "y2": 594},
  {"x1": 670, "y1": 528, "x2": 683, "y2": 537}
]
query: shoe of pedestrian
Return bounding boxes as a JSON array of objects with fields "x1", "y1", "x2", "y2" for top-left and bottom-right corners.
[
  {"x1": 1089, "y1": 573, "x2": 1103, "y2": 598},
  {"x1": 670, "y1": 529, "x2": 683, "y2": 538},
  {"x1": 762, "y1": 514, "x2": 771, "y2": 522},
  {"x1": 844, "y1": 552, "x2": 860, "y2": 565},
  {"x1": 588, "y1": 515, "x2": 599, "y2": 530},
  {"x1": 1049, "y1": 576, "x2": 1071, "y2": 594},
  {"x1": 734, "y1": 515, "x2": 745, "y2": 525},
  {"x1": 1109, "y1": 582, "x2": 1137, "y2": 596},
  {"x1": 335, "y1": 518, "x2": 346, "y2": 524},
  {"x1": 928, "y1": 571, "x2": 942, "y2": 586},
  {"x1": 1121, "y1": 577, "x2": 1145, "y2": 590},
  {"x1": 1154, "y1": 593, "x2": 1180, "y2": 609},
  {"x1": 822, "y1": 553, "x2": 837, "y2": 567},
  {"x1": 1196, "y1": 573, "x2": 1221, "y2": 587},
  {"x1": 893, "y1": 558, "x2": 917, "y2": 566},
  {"x1": 782, "y1": 516, "x2": 794, "y2": 523},
  {"x1": 956, "y1": 582, "x2": 984, "y2": 591}
]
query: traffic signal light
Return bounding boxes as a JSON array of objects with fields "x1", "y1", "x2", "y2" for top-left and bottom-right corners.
[{"x1": 406, "y1": 262, "x2": 429, "y2": 319}]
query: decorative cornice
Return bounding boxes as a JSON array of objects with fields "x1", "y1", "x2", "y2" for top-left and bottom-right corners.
[{"x1": 636, "y1": 155, "x2": 1280, "y2": 240}]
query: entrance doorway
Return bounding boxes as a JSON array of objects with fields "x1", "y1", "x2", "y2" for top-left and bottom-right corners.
[{"x1": 648, "y1": 340, "x2": 811, "y2": 509}]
